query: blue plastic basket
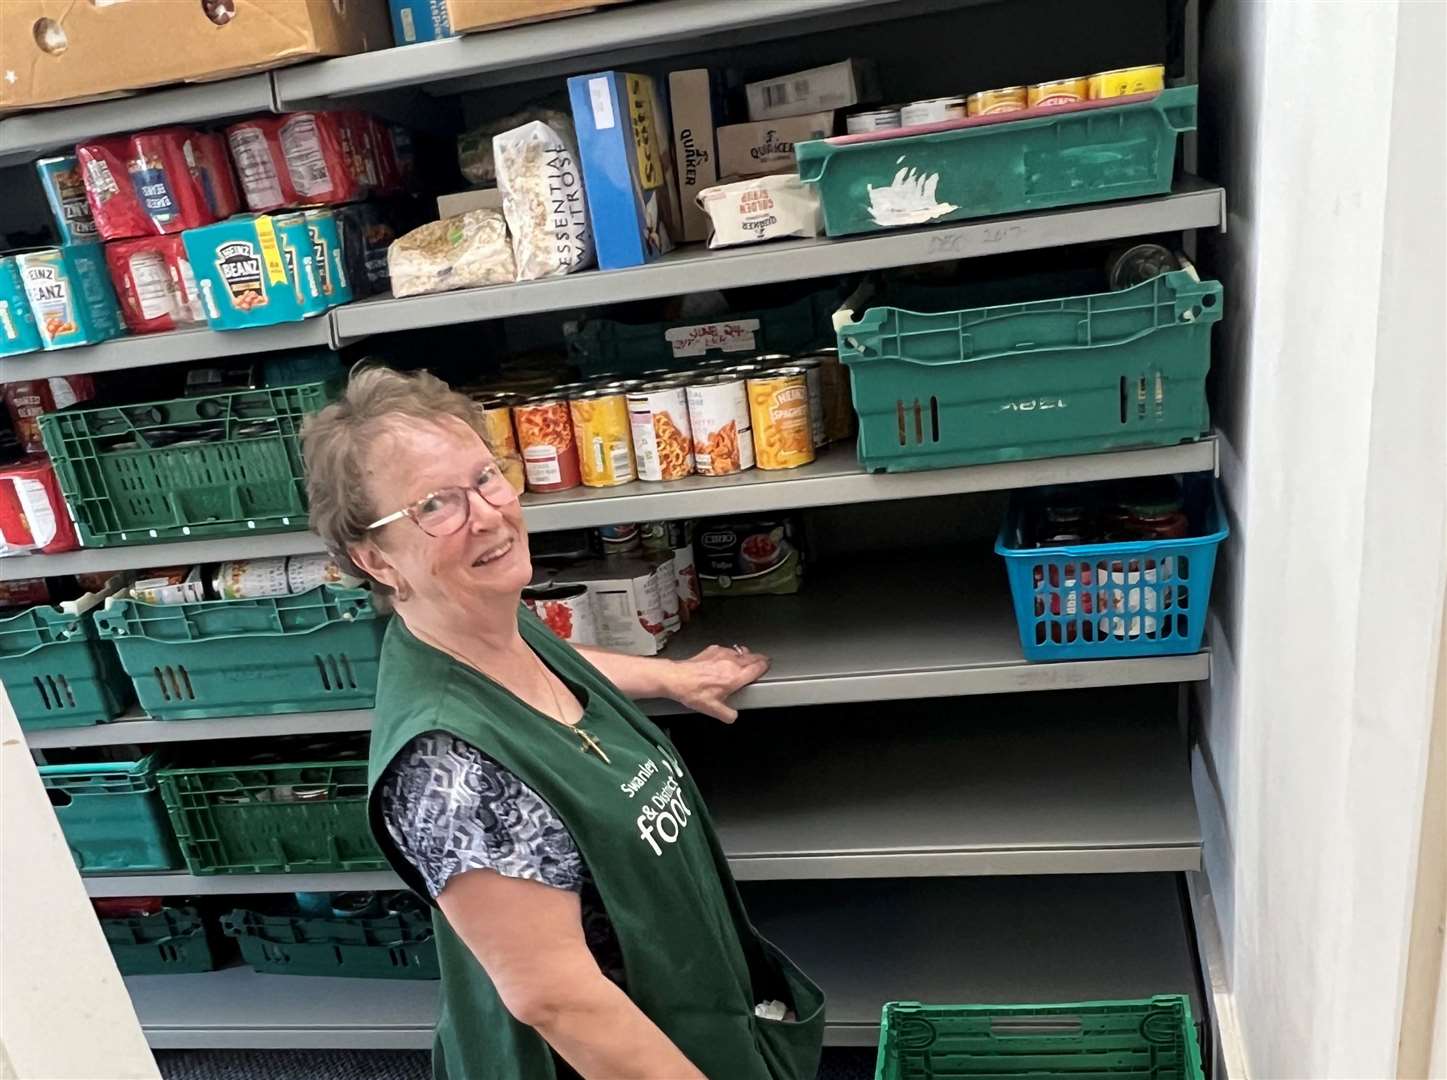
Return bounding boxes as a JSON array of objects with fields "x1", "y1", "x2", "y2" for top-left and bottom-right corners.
[{"x1": 996, "y1": 478, "x2": 1227, "y2": 661}]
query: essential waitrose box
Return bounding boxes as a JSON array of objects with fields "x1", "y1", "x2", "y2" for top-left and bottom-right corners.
[
  {"x1": 567, "y1": 71, "x2": 677, "y2": 270},
  {"x1": 389, "y1": 0, "x2": 452, "y2": 42},
  {"x1": 668, "y1": 69, "x2": 723, "y2": 244},
  {"x1": 716, "y1": 112, "x2": 834, "y2": 181},
  {"x1": 1, "y1": 0, "x2": 393, "y2": 113},
  {"x1": 745, "y1": 59, "x2": 879, "y2": 122},
  {"x1": 447, "y1": 0, "x2": 630, "y2": 33}
]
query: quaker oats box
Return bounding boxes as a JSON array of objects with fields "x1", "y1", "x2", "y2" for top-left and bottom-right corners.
[
  {"x1": 182, "y1": 215, "x2": 310, "y2": 330},
  {"x1": 667, "y1": 68, "x2": 723, "y2": 244},
  {"x1": 715, "y1": 112, "x2": 834, "y2": 180}
]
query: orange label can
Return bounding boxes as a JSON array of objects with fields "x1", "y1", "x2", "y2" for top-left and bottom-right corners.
[
  {"x1": 1088, "y1": 64, "x2": 1166, "y2": 100},
  {"x1": 1027, "y1": 77, "x2": 1090, "y2": 108},
  {"x1": 627, "y1": 381, "x2": 694, "y2": 482},
  {"x1": 966, "y1": 86, "x2": 1028, "y2": 116},
  {"x1": 514, "y1": 396, "x2": 581, "y2": 492},
  {"x1": 569, "y1": 389, "x2": 637, "y2": 488},
  {"x1": 686, "y1": 375, "x2": 755, "y2": 476},
  {"x1": 747, "y1": 370, "x2": 815, "y2": 470},
  {"x1": 475, "y1": 397, "x2": 525, "y2": 493}
]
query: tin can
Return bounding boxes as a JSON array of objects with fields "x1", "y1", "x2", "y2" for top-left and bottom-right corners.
[
  {"x1": 17, "y1": 246, "x2": 124, "y2": 349},
  {"x1": 640, "y1": 520, "x2": 690, "y2": 556},
  {"x1": 597, "y1": 523, "x2": 642, "y2": 556},
  {"x1": 214, "y1": 557, "x2": 293, "y2": 600},
  {"x1": 475, "y1": 397, "x2": 526, "y2": 494},
  {"x1": 846, "y1": 108, "x2": 902, "y2": 134},
  {"x1": 570, "y1": 389, "x2": 637, "y2": 488},
  {"x1": 773, "y1": 357, "x2": 827, "y2": 448},
  {"x1": 686, "y1": 375, "x2": 755, "y2": 475},
  {"x1": 747, "y1": 369, "x2": 815, "y2": 470},
  {"x1": 966, "y1": 86, "x2": 1028, "y2": 116},
  {"x1": 802, "y1": 346, "x2": 854, "y2": 444},
  {"x1": 1088, "y1": 64, "x2": 1166, "y2": 100},
  {"x1": 1106, "y1": 243, "x2": 1179, "y2": 290},
  {"x1": 285, "y1": 553, "x2": 356, "y2": 593},
  {"x1": 1027, "y1": 77, "x2": 1090, "y2": 108},
  {"x1": 4, "y1": 376, "x2": 95, "y2": 455},
  {"x1": 274, "y1": 212, "x2": 327, "y2": 318},
  {"x1": 900, "y1": 96, "x2": 968, "y2": 126},
  {"x1": 0, "y1": 456, "x2": 80, "y2": 555},
  {"x1": 0, "y1": 257, "x2": 43, "y2": 358},
  {"x1": 514, "y1": 395, "x2": 582, "y2": 492},
  {"x1": 304, "y1": 208, "x2": 353, "y2": 307},
  {"x1": 649, "y1": 553, "x2": 683, "y2": 633},
  {"x1": 627, "y1": 381, "x2": 694, "y2": 482},
  {"x1": 523, "y1": 582, "x2": 600, "y2": 646},
  {"x1": 36, "y1": 156, "x2": 98, "y2": 244}
]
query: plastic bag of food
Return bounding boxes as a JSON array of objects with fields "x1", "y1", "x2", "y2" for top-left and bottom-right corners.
[
  {"x1": 458, "y1": 107, "x2": 574, "y2": 185},
  {"x1": 494, "y1": 120, "x2": 594, "y2": 281},
  {"x1": 387, "y1": 210, "x2": 517, "y2": 298}
]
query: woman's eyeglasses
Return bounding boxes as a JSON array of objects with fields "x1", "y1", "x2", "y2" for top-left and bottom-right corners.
[{"x1": 366, "y1": 464, "x2": 518, "y2": 538}]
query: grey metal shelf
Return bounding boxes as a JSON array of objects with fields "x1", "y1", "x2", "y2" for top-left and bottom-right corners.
[
  {"x1": 0, "y1": 76, "x2": 274, "y2": 167},
  {"x1": 333, "y1": 184, "x2": 1226, "y2": 342},
  {"x1": 124, "y1": 873, "x2": 1202, "y2": 1049},
  {"x1": 0, "y1": 320, "x2": 332, "y2": 381},
  {"x1": 1, "y1": 437, "x2": 1216, "y2": 577},
  {"x1": 29, "y1": 554, "x2": 1209, "y2": 750},
  {"x1": 86, "y1": 870, "x2": 401, "y2": 899}
]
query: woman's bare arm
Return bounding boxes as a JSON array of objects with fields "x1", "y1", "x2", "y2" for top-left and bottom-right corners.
[
  {"x1": 437, "y1": 868, "x2": 705, "y2": 1080},
  {"x1": 576, "y1": 644, "x2": 769, "y2": 722}
]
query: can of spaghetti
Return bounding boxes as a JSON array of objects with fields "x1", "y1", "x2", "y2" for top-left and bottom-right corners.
[
  {"x1": 522, "y1": 582, "x2": 599, "y2": 646},
  {"x1": 628, "y1": 380, "x2": 694, "y2": 482},
  {"x1": 1088, "y1": 64, "x2": 1165, "y2": 100},
  {"x1": 1028, "y1": 76, "x2": 1089, "y2": 108},
  {"x1": 514, "y1": 395, "x2": 582, "y2": 492},
  {"x1": 747, "y1": 369, "x2": 814, "y2": 470},
  {"x1": 966, "y1": 86, "x2": 1027, "y2": 116},
  {"x1": 570, "y1": 388, "x2": 636, "y2": 488},
  {"x1": 773, "y1": 356, "x2": 827, "y2": 448},
  {"x1": 686, "y1": 375, "x2": 754, "y2": 475},
  {"x1": 474, "y1": 395, "x2": 526, "y2": 493}
]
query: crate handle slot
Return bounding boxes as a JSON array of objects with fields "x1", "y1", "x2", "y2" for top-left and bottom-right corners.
[
  {"x1": 47, "y1": 788, "x2": 72, "y2": 808},
  {"x1": 990, "y1": 1016, "x2": 1082, "y2": 1038}
]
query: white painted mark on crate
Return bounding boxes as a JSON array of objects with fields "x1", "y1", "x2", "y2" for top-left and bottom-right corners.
[{"x1": 866, "y1": 167, "x2": 957, "y2": 227}]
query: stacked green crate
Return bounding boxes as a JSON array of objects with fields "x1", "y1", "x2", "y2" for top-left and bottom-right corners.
[
  {"x1": 0, "y1": 595, "x2": 130, "y2": 730},
  {"x1": 40, "y1": 754, "x2": 182, "y2": 873},
  {"x1": 222, "y1": 902, "x2": 438, "y2": 979},
  {"x1": 102, "y1": 905, "x2": 221, "y2": 975}
]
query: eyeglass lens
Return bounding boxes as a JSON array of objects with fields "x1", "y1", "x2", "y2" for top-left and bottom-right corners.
[{"x1": 414, "y1": 471, "x2": 516, "y2": 536}]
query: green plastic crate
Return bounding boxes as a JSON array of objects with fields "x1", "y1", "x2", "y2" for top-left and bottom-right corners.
[
  {"x1": 158, "y1": 754, "x2": 386, "y2": 875},
  {"x1": 102, "y1": 905, "x2": 221, "y2": 975},
  {"x1": 838, "y1": 269, "x2": 1220, "y2": 473},
  {"x1": 40, "y1": 754, "x2": 182, "y2": 873},
  {"x1": 876, "y1": 996, "x2": 1205, "y2": 1080},
  {"x1": 36, "y1": 380, "x2": 337, "y2": 548},
  {"x1": 566, "y1": 287, "x2": 843, "y2": 375},
  {"x1": 0, "y1": 600, "x2": 130, "y2": 730},
  {"x1": 92, "y1": 585, "x2": 387, "y2": 721},
  {"x1": 797, "y1": 87, "x2": 1198, "y2": 237},
  {"x1": 222, "y1": 906, "x2": 438, "y2": 979}
]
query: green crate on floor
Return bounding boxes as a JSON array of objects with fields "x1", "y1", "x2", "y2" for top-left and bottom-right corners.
[
  {"x1": 158, "y1": 754, "x2": 385, "y2": 875},
  {"x1": 0, "y1": 598, "x2": 130, "y2": 731},
  {"x1": 102, "y1": 905, "x2": 221, "y2": 975},
  {"x1": 222, "y1": 906, "x2": 438, "y2": 979},
  {"x1": 36, "y1": 380, "x2": 337, "y2": 548},
  {"x1": 797, "y1": 87, "x2": 1198, "y2": 237},
  {"x1": 93, "y1": 585, "x2": 387, "y2": 721},
  {"x1": 838, "y1": 269, "x2": 1220, "y2": 473},
  {"x1": 40, "y1": 754, "x2": 182, "y2": 873},
  {"x1": 876, "y1": 996, "x2": 1205, "y2": 1080}
]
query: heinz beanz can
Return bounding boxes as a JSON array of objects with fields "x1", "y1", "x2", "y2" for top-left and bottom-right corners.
[
  {"x1": 17, "y1": 245, "x2": 124, "y2": 350},
  {"x1": 569, "y1": 389, "x2": 637, "y2": 488},
  {"x1": 627, "y1": 381, "x2": 694, "y2": 482},
  {"x1": 514, "y1": 395, "x2": 582, "y2": 492},
  {"x1": 274, "y1": 213, "x2": 327, "y2": 318},
  {"x1": 305, "y1": 208, "x2": 352, "y2": 307},
  {"x1": 686, "y1": 375, "x2": 754, "y2": 475},
  {"x1": 0, "y1": 257, "x2": 43, "y2": 357},
  {"x1": 747, "y1": 369, "x2": 814, "y2": 470},
  {"x1": 36, "y1": 156, "x2": 98, "y2": 244}
]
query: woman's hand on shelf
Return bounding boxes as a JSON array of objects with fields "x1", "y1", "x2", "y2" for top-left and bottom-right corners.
[{"x1": 664, "y1": 645, "x2": 771, "y2": 724}]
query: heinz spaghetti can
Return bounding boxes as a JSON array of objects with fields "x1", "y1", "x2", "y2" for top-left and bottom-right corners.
[
  {"x1": 523, "y1": 582, "x2": 599, "y2": 646},
  {"x1": 686, "y1": 375, "x2": 754, "y2": 475},
  {"x1": 776, "y1": 357, "x2": 827, "y2": 448},
  {"x1": 627, "y1": 381, "x2": 694, "y2": 482},
  {"x1": 514, "y1": 395, "x2": 581, "y2": 492},
  {"x1": 569, "y1": 389, "x2": 636, "y2": 488},
  {"x1": 747, "y1": 369, "x2": 814, "y2": 470}
]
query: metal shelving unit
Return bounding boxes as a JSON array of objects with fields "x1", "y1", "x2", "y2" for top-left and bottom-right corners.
[
  {"x1": 25, "y1": 556, "x2": 1209, "y2": 750},
  {"x1": 124, "y1": 873, "x2": 1202, "y2": 1049},
  {"x1": 1, "y1": 437, "x2": 1215, "y2": 577}
]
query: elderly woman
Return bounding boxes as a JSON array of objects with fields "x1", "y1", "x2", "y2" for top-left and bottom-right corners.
[{"x1": 302, "y1": 368, "x2": 823, "y2": 1080}]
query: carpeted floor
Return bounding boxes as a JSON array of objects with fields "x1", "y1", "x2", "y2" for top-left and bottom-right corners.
[{"x1": 155, "y1": 1048, "x2": 878, "y2": 1079}]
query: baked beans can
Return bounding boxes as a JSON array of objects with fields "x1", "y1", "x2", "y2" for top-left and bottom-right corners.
[
  {"x1": 570, "y1": 389, "x2": 637, "y2": 488},
  {"x1": 0, "y1": 456, "x2": 80, "y2": 555},
  {"x1": 304, "y1": 208, "x2": 353, "y2": 307},
  {"x1": 514, "y1": 395, "x2": 582, "y2": 492},
  {"x1": 0, "y1": 257, "x2": 43, "y2": 357},
  {"x1": 779, "y1": 357, "x2": 827, "y2": 448},
  {"x1": 1028, "y1": 77, "x2": 1090, "y2": 108},
  {"x1": 1088, "y1": 64, "x2": 1166, "y2": 100},
  {"x1": 36, "y1": 156, "x2": 98, "y2": 244},
  {"x1": 627, "y1": 381, "x2": 694, "y2": 482},
  {"x1": 966, "y1": 86, "x2": 1028, "y2": 116},
  {"x1": 273, "y1": 212, "x2": 327, "y2": 317},
  {"x1": 5, "y1": 375, "x2": 96, "y2": 455},
  {"x1": 686, "y1": 375, "x2": 754, "y2": 475},
  {"x1": 523, "y1": 582, "x2": 599, "y2": 647},
  {"x1": 17, "y1": 246, "x2": 125, "y2": 349},
  {"x1": 900, "y1": 96, "x2": 968, "y2": 126},
  {"x1": 747, "y1": 369, "x2": 815, "y2": 470}
]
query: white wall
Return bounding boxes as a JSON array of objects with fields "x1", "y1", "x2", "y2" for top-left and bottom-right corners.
[{"x1": 1197, "y1": 1, "x2": 1447, "y2": 1076}]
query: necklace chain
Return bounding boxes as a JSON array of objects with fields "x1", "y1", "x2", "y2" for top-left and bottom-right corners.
[{"x1": 530, "y1": 647, "x2": 610, "y2": 765}]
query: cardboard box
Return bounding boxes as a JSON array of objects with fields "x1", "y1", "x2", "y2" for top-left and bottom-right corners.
[
  {"x1": 1, "y1": 0, "x2": 393, "y2": 113},
  {"x1": 390, "y1": 0, "x2": 452, "y2": 43},
  {"x1": 716, "y1": 112, "x2": 834, "y2": 181},
  {"x1": 553, "y1": 558, "x2": 670, "y2": 655},
  {"x1": 567, "y1": 71, "x2": 677, "y2": 270},
  {"x1": 447, "y1": 0, "x2": 628, "y2": 34},
  {"x1": 698, "y1": 174, "x2": 823, "y2": 249},
  {"x1": 668, "y1": 69, "x2": 722, "y2": 244},
  {"x1": 745, "y1": 59, "x2": 879, "y2": 122},
  {"x1": 437, "y1": 188, "x2": 504, "y2": 217}
]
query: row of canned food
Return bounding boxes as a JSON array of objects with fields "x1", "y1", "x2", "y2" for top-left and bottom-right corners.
[{"x1": 463, "y1": 349, "x2": 853, "y2": 495}]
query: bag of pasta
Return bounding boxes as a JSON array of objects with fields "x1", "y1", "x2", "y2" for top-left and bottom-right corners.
[
  {"x1": 494, "y1": 120, "x2": 595, "y2": 281},
  {"x1": 387, "y1": 210, "x2": 516, "y2": 298},
  {"x1": 457, "y1": 106, "x2": 574, "y2": 185}
]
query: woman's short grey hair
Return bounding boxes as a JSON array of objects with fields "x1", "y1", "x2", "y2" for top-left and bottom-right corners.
[{"x1": 301, "y1": 366, "x2": 487, "y2": 582}]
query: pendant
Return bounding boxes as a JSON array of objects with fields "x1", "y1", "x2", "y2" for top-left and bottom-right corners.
[{"x1": 575, "y1": 726, "x2": 611, "y2": 765}]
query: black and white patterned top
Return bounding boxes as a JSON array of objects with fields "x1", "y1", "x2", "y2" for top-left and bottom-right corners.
[{"x1": 378, "y1": 731, "x2": 625, "y2": 987}]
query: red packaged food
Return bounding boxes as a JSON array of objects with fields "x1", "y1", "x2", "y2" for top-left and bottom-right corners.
[
  {"x1": 78, "y1": 136, "x2": 151, "y2": 240},
  {"x1": 78, "y1": 130, "x2": 221, "y2": 239},
  {"x1": 0, "y1": 577, "x2": 50, "y2": 608},
  {"x1": 280, "y1": 111, "x2": 362, "y2": 204},
  {"x1": 105, "y1": 236, "x2": 204, "y2": 334},
  {"x1": 0, "y1": 456, "x2": 80, "y2": 555},
  {"x1": 227, "y1": 117, "x2": 299, "y2": 212},
  {"x1": 3, "y1": 376, "x2": 95, "y2": 455},
  {"x1": 193, "y1": 132, "x2": 241, "y2": 220}
]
